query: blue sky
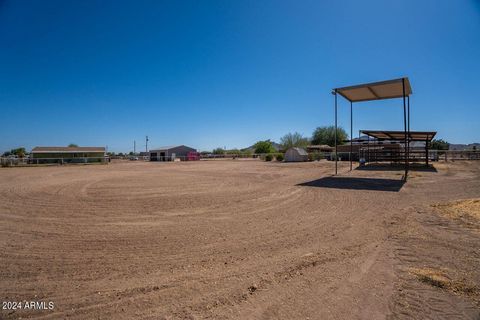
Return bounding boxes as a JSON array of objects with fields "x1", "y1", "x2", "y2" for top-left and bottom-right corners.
[{"x1": 1, "y1": 0, "x2": 479, "y2": 152}]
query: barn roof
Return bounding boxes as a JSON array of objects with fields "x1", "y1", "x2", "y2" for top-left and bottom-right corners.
[
  {"x1": 307, "y1": 145, "x2": 334, "y2": 150},
  {"x1": 150, "y1": 145, "x2": 194, "y2": 151},
  {"x1": 31, "y1": 147, "x2": 106, "y2": 153}
]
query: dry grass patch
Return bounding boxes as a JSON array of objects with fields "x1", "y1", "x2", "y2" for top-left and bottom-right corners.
[
  {"x1": 408, "y1": 173, "x2": 422, "y2": 179},
  {"x1": 433, "y1": 199, "x2": 480, "y2": 226},
  {"x1": 409, "y1": 267, "x2": 479, "y2": 299},
  {"x1": 409, "y1": 267, "x2": 451, "y2": 288}
]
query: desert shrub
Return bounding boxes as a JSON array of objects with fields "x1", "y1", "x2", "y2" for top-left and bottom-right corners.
[
  {"x1": 276, "y1": 154, "x2": 284, "y2": 161},
  {"x1": 241, "y1": 149, "x2": 253, "y2": 156},
  {"x1": 212, "y1": 148, "x2": 225, "y2": 154},
  {"x1": 265, "y1": 154, "x2": 273, "y2": 161},
  {"x1": 430, "y1": 139, "x2": 449, "y2": 150},
  {"x1": 226, "y1": 149, "x2": 241, "y2": 155},
  {"x1": 308, "y1": 152, "x2": 323, "y2": 161},
  {"x1": 280, "y1": 132, "x2": 309, "y2": 150}
]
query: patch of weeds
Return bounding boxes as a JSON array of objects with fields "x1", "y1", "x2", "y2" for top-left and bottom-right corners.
[
  {"x1": 410, "y1": 267, "x2": 450, "y2": 288},
  {"x1": 409, "y1": 267, "x2": 479, "y2": 298},
  {"x1": 433, "y1": 199, "x2": 480, "y2": 221}
]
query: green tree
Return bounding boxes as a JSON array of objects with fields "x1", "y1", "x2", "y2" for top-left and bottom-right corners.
[
  {"x1": 68, "y1": 143, "x2": 78, "y2": 147},
  {"x1": 311, "y1": 126, "x2": 348, "y2": 146},
  {"x1": 280, "y1": 132, "x2": 309, "y2": 150},
  {"x1": 212, "y1": 148, "x2": 225, "y2": 154},
  {"x1": 9, "y1": 147, "x2": 27, "y2": 158},
  {"x1": 429, "y1": 139, "x2": 449, "y2": 150},
  {"x1": 253, "y1": 140, "x2": 275, "y2": 154}
]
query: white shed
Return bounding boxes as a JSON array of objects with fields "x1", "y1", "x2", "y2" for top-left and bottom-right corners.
[{"x1": 285, "y1": 147, "x2": 308, "y2": 162}]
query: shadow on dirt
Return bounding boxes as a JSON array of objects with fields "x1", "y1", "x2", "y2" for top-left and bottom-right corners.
[
  {"x1": 355, "y1": 163, "x2": 438, "y2": 172},
  {"x1": 298, "y1": 176, "x2": 405, "y2": 192}
]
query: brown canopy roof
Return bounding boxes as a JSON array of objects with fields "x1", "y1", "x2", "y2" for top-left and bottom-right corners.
[
  {"x1": 31, "y1": 147, "x2": 106, "y2": 153},
  {"x1": 307, "y1": 145, "x2": 334, "y2": 151},
  {"x1": 334, "y1": 78, "x2": 412, "y2": 102},
  {"x1": 361, "y1": 130, "x2": 436, "y2": 142}
]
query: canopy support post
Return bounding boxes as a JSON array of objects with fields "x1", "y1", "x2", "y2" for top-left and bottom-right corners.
[
  {"x1": 350, "y1": 101, "x2": 353, "y2": 171},
  {"x1": 367, "y1": 134, "x2": 370, "y2": 163},
  {"x1": 425, "y1": 138, "x2": 429, "y2": 166},
  {"x1": 334, "y1": 89, "x2": 338, "y2": 175},
  {"x1": 402, "y1": 78, "x2": 408, "y2": 180},
  {"x1": 408, "y1": 95, "x2": 410, "y2": 170}
]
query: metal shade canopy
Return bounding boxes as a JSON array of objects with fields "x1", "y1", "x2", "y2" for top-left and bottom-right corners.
[
  {"x1": 334, "y1": 78, "x2": 412, "y2": 102},
  {"x1": 333, "y1": 77, "x2": 413, "y2": 180},
  {"x1": 361, "y1": 130, "x2": 436, "y2": 142}
]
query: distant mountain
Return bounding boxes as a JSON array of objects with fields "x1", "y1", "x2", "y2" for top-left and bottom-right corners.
[
  {"x1": 449, "y1": 143, "x2": 480, "y2": 151},
  {"x1": 242, "y1": 140, "x2": 282, "y2": 152},
  {"x1": 271, "y1": 142, "x2": 282, "y2": 151}
]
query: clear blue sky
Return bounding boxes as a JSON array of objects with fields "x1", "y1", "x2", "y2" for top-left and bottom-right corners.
[{"x1": 1, "y1": 0, "x2": 479, "y2": 152}]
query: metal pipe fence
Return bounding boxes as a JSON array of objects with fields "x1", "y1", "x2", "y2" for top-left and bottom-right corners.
[
  {"x1": 112, "y1": 150, "x2": 480, "y2": 162},
  {"x1": 2, "y1": 150, "x2": 478, "y2": 167},
  {"x1": 199, "y1": 153, "x2": 283, "y2": 159},
  {"x1": 357, "y1": 149, "x2": 480, "y2": 163},
  {"x1": 433, "y1": 150, "x2": 480, "y2": 161}
]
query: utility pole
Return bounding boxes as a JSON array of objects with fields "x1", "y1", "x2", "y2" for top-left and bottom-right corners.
[
  {"x1": 134, "y1": 140, "x2": 136, "y2": 154},
  {"x1": 145, "y1": 136, "x2": 149, "y2": 152}
]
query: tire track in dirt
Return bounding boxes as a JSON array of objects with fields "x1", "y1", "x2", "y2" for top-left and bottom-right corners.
[{"x1": 387, "y1": 164, "x2": 480, "y2": 320}]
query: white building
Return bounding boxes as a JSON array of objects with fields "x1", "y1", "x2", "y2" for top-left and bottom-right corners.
[{"x1": 285, "y1": 147, "x2": 308, "y2": 162}]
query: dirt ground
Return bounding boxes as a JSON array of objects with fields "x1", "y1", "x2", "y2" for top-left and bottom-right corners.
[{"x1": 1, "y1": 160, "x2": 479, "y2": 319}]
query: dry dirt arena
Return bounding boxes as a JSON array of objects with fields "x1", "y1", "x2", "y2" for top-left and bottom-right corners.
[{"x1": 1, "y1": 160, "x2": 479, "y2": 319}]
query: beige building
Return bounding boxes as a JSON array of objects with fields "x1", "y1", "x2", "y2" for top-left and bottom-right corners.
[{"x1": 285, "y1": 147, "x2": 308, "y2": 162}]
